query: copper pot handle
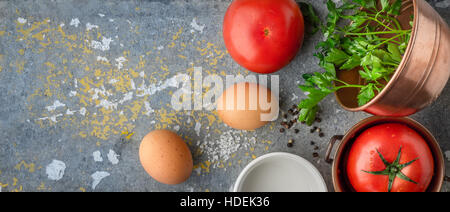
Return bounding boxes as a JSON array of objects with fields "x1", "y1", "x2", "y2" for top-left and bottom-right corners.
[{"x1": 325, "y1": 135, "x2": 344, "y2": 164}]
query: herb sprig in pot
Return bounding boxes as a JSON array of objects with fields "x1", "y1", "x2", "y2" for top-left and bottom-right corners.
[{"x1": 298, "y1": 0, "x2": 412, "y2": 125}]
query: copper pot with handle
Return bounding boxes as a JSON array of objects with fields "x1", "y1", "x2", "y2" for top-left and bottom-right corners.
[{"x1": 325, "y1": 116, "x2": 445, "y2": 192}]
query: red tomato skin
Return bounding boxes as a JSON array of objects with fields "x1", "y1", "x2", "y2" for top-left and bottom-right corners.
[
  {"x1": 347, "y1": 123, "x2": 434, "y2": 192},
  {"x1": 223, "y1": 0, "x2": 305, "y2": 74}
]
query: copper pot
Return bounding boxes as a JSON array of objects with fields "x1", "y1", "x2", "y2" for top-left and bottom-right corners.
[
  {"x1": 335, "y1": 0, "x2": 450, "y2": 116},
  {"x1": 325, "y1": 116, "x2": 445, "y2": 192}
]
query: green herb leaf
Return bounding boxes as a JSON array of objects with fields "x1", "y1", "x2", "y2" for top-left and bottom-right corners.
[
  {"x1": 388, "y1": 0, "x2": 403, "y2": 15},
  {"x1": 381, "y1": 0, "x2": 390, "y2": 12},
  {"x1": 353, "y1": 0, "x2": 376, "y2": 9},
  {"x1": 357, "y1": 83, "x2": 375, "y2": 106},
  {"x1": 325, "y1": 48, "x2": 350, "y2": 66},
  {"x1": 299, "y1": 2, "x2": 321, "y2": 34},
  {"x1": 340, "y1": 54, "x2": 361, "y2": 70},
  {"x1": 387, "y1": 43, "x2": 402, "y2": 63},
  {"x1": 298, "y1": 85, "x2": 332, "y2": 109}
]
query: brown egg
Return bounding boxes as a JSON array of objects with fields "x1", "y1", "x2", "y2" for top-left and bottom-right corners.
[
  {"x1": 217, "y1": 82, "x2": 279, "y2": 130},
  {"x1": 139, "y1": 130, "x2": 193, "y2": 185}
]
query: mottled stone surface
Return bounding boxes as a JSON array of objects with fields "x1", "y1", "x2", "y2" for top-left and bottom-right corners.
[{"x1": 0, "y1": 0, "x2": 448, "y2": 192}]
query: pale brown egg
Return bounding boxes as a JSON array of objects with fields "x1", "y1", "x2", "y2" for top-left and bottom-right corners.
[
  {"x1": 217, "y1": 82, "x2": 279, "y2": 130},
  {"x1": 139, "y1": 130, "x2": 193, "y2": 185}
]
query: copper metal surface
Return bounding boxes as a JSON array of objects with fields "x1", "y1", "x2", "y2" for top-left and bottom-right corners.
[
  {"x1": 328, "y1": 116, "x2": 445, "y2": 192},
  {"x1": 335, "y1": 0, "x2": 450, "y2": 116}
]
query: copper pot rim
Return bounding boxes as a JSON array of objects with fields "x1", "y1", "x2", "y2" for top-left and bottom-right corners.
[
  {"x1": 331, "y1": 116, "x2": 445, "y2": 192},
  {"x1": 334, "y1": 0, "x2": 418, "y2": 112}
]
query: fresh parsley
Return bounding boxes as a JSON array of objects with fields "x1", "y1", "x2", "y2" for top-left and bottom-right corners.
[{"x1": 298, "y1": 0, "x2": 412, "y2": 125}]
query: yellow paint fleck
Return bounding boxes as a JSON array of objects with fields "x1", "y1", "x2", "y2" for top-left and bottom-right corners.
[
  {"x1": 172, "y1": 27, "x2": 183, "y2": 40},
  {"x1": 37, "y1": 182, "x2": 46, "y2": 191},
  {"x1": 79, "y1": 187, "x2": 86, "y2": 192},
  {"x1": 79, "y1": 131, "x2": 87, "y2": 138},
  {"x1": 199, "y1": 161, "x2": 212, "y2": 173},
  {"x1": 14, "y1": 160, "x2": 36, "y2": 173}
]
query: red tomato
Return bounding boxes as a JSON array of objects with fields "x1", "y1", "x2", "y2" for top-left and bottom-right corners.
[
  {"x1": 347, "y1": 123, "x2": 434, "y2": 192},
  {"x1": 223, "y1": 0, "x2": 305, "y2": 74}
]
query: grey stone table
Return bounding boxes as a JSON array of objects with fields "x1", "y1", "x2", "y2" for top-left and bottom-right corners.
[{"x1": 0, "y1": 0, "x2": 448, "y2": 192}]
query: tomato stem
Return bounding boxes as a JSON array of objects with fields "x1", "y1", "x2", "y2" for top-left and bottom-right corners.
[{"x1": 361, "y1": 146, "x2": 419, "y2": 192}]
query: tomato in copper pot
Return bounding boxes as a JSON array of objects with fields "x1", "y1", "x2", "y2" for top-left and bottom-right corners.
[{"x1": 346, "y1": 123, "x2": 434, "y2": 192}]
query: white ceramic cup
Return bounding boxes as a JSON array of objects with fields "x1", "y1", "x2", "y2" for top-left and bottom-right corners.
[{"x1": 233, "y1": 152, "x2": 328, "y2": 192}]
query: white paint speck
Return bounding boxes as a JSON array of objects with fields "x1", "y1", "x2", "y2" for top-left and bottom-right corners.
[
  {"x1": 69, "y1": 91, "x2": 77, "y2": 97},
  {"x1": 79, "y1": 107, "x2": 87, "y2": 116},
  {"x1": 118, "y1": 92, "x2": 133, "y2": 104},
  {"x1": 93, "y1": 151, "x2": 103, "y2": 162},
  {"x1": 90, "y1": 86, "x2": 110, "y2": 100},
  {"x1": 108, "y1": 79, "x2": 118, "y2": 84},
  {"x1": 60, "y1": 22, "x2": 65, "y2": 28},
  {"x1": 130, "y1": 79, "x2": 136, "y2": 90},
  {"x1": 91, "y1": 171, "x2": 110, "y2": 190},
  {"x1": 445, "y1": 150, "x2": 450, "y2": 161},
  {"x1": 96, "y1": 56, "x2": 109, "y2": 63},
  {"x1": 37, "y1": 114, "x2": 63, "y2": 123},
  {"x1": 98, "y1": 13, "x2": 105, "y2": 17},
  {"x1": 107, "y1": 149, "x2": 120, "y2": 165},
  {"x1": 86, "y1": 22, "x2": 99, "y2": 31},
  {"x1": 190, "y1": 18, "x2": 205, "y2": 33},
  {"x1": 108, "y1": 18, "x2": 114, "y2": 22},
  {"x1": 195, "y1": 122, "x2": 201, "y2": 136},
  {"x1": 115, "y1": 56, "x2": 127, "y2": 70},
  {"x1": 46, "y1": 100, "x2": 66, "y2": 111},
  {"x1": 139, "y1": 71, "x2": 145, "y2": 78},
  {"x1": 90, "y1": 37, "x2": 113, "y2": 51},
  {"x1": 66, "y1": 109, "x2": 76, "y2": 115},
  {"x1": 97, "y1": 99, "x2": 118, "y2": 110},
  {"x1": 291, "y1": 93, "x2": 299, "y2": 101},
  {"x1": 46, "y1": 160, "x2": 66, "y2": 181},
  {"x1": 157, "y1": 46, "x2": 164, "y2": 50},
  {"x1": 144, "y1": 101, "x2": 154, "y2": 116},
  {"x1": 436, "y1": 0, "x2": 450, "y2": 8},
  {"x1": 194, "y1": 167, "x2": 202, "y2": 176},
  {"x1": 173, "y1": 125, "x2": 180, "y2": 132},
  {"x1": 70, "y1": 18, "x2": 80, "y2": 27},
  {"x1": 17, "y1": 17, "x2": 27, "y2": 24},
  {"x1": 136, "y1": 74, "x2": 180, "y2": 97}
]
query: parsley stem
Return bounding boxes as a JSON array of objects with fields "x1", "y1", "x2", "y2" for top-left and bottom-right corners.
[
  {"x1": 334, "y1": 78, "x2": 350, "y2": 86},
  {"x1": 369, "y1": 33, "x2": 406, "y2": 50},
  {"x1": 366, "y1": 17, "x2": 394, "y2": 31},
  {"x1": 344, "y1": 30, "x2": 409, "y2": 36},
  {"x1": 335, "y1": 84, "x2": 366, "y2": 90},
  {"x1": 381, "y1": 61, "x2": 400, "y2": 67}
]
